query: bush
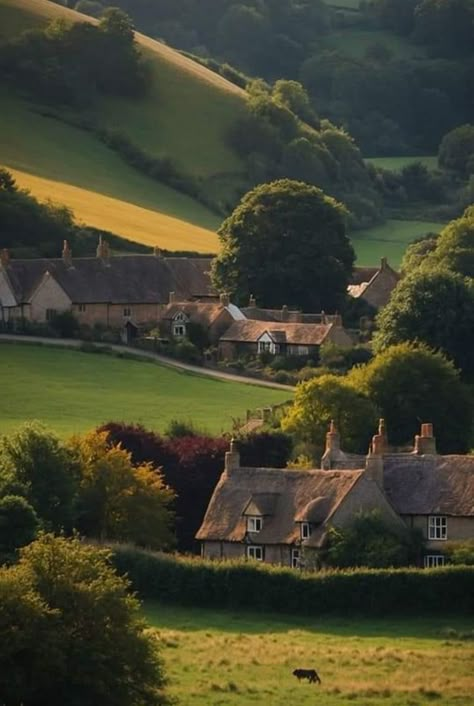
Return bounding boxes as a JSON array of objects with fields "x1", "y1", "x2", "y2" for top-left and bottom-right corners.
[
  {"x1": 49, "y1": 311, "x2": 80, "y2": 338},
  {"x1": 445, "y1": 540, "x2": 474, "y2": 565},
  {"x1": 238, "y1": 430, "x2": 293, "y2": 468},
  {"x1": 111, "y1": 546, "x2": 474, "y2": 617}
]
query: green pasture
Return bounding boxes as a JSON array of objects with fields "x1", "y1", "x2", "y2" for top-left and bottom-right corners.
[
  {"x1": 366, "y1": 156, "x2": 439, "y2": 171},
  {"x1": 144, "y1": 602, "x2": 474, "y2": 706},
  {"x1": 0, "y1": 344, "x2": 290, "y2": 437},
  {"x1": 321, "y1": 28, "x2": 421, "y2": 59},
  {"x1": 352, "y1": 219, "x2": 443, "y2": 266}
]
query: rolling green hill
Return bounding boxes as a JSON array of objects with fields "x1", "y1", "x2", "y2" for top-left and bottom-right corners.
[
  {"x1": 0, "y1": 343, "x2": 291, "y2": 436},
  {"x1": 0, "y1": 0, "x2": 247, "y2": 250}
]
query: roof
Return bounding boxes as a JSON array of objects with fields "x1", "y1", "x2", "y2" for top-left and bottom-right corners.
[
  {"x1": 383, "y1": 454, "x2": 474, "y2": 516},
  {"x1": 219, "y1": 319, "x2": 334, "y2": 345},
  {"x1": 196, "y1": 467, "x2": 363, "y2": 545},
  {"x1": 3, "y1": 255, "x2": 215, "y2": 305},
  {"x1": 348, "y1": 261, "x2": 400, "y2": 301},
  {"x1": 161, "y1": 300, "x2": 245, "y2": 327},
  {"x1": 241, "y1": 306, "x2": 339, "y2": 325}
]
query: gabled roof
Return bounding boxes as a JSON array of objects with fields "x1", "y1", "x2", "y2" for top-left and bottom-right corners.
[
  {"x1": 162, "y1": 301, "x2": 227, "y2": 328},
  {"x1": 348, "y1": 260, "x2": 400, "y2": 301},
  {"x1": 220, "y1": 319, "x2": 334, "y2": 345},
  {"x1": 196, "y1": 467, "x2": 363, "y2": 545},
  {"x1": 3, "y1": 255, "x2": 215, "y2": 304},
  {"x1": 243, "y1": 493, "x2": 280, "y2": 516}
]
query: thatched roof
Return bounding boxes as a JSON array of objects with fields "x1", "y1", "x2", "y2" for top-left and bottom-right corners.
[
  {"x1": 161, "y1": 301, "x2": 227, "y2": 328},
  {"x1": 219, "y1": 319, "x2": 334, "y2": 345},
  {"x1": 4, "y1": 255, "x2": 215, "y2": 304},
  {"x1": 196, "y1": 467, "x2": 363, "y2": 545}
]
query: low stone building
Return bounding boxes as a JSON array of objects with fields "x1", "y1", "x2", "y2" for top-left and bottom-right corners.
[
  {"x1": 348, "y1": 258, "x2": 400, "y2": 310},
  {"x1": 159, "y1": 294, "x2": 245, "y2": 344},
  {"x1": 0, "y1": 240, "x2": 215, "y2": 328},
  {"x1": 218, "y1": 317, "x2": 353, "y2": 360},
  {"x1": 197, "y1": 422, "x2": 474, "y2": 568}
]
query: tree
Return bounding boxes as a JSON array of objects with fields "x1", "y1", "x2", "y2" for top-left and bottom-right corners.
[
  {"x1": 0, "y1": 495, "x2": 38, "y2": 561},
  {"x1": 438, "y1": 124, "x2": 474, "y2": 174},
  {"x1": 428, "y1": 206, "x2": 474, "y2": 278},
  {"x1": 321, "y1": 510, "x2": 423, "y2": 568},
  {"x1": 349, "y1": 343, "x2": 472, "y2": 452},
  {"x1": 212, "y1": 179, "x2": 353, "y2": 311},
  {"x1": 373, "y1": 269, "x2": 474, "y2": 379},
  {"x1": 0, "y1": 422, "x2": 79, "y2": 532},
  {"x1": 71, "y1": 430, "x2": 175, "y2": 549},
  {"x1": 272, "y1": 79, "x2": 319, "y2": 127},
  {"x1": 400, "y1": 233, "x2": 439, "y2": 275},
  {"x1": 281, "y1": 373, "x2": 378, "y2": 458},
  {"x1": 0, "y1": 533, "x2": 171, "y2": 706}
]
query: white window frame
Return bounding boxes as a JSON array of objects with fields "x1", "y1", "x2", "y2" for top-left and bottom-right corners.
[
  {"x1": 174, "y1": 312, "x2": 188, "y2": 322},
  {"x1": 173, "y1": 324, "x2": 186, "y2": 337},
  {"x1": 424, "y1": 554, "x2": 445, "y2": 568},
  {"x1": 123, "y1": 307, "x2": 131, "y2": 318},
  {"x1": 247, "y1": 516, "x2": 262, "y2": 533},
  {"x1": 247, "y1": 545, "x2": 263, "y2": 561},
  {"x1": 428, "y1": 515, "x2": 447, "y2": 540},
  {"x1": 301, "y1": 522, "x2": 312, "y2": 540},
  {"x1": 291, "y1": 547, "x2": 301, "y2": 569}
]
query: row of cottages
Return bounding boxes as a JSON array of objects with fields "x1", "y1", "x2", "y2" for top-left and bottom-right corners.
[
  {"x1": 196, "y1": 422, "x2": 474, "y2": 569},
  {"x1": 0, "y1": 241, "x2": 214, "y2": 328}
]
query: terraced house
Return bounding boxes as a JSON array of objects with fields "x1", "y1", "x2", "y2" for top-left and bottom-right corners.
[{"x1": 197, "y1": 422, "x2": 474, "y2": 568}]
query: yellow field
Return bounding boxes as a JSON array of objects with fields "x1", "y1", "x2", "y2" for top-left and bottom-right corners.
[{"x1": 11, "y1": 168, "x2": 220, "y2": 252}]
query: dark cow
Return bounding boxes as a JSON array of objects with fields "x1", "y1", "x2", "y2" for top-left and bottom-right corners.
[{"x1": 292, "y1": 668, "x2": 321, "y2": 684}]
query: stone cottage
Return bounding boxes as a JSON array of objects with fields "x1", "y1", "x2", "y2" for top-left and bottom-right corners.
[
  {"x1": 196, "y1": 422, "x2": 474, "y2": 568},
  {"x1": 159, "y1": 293, "x2": 246, "y2": 345},
  {"x1": 348, "y1": 257, "x2": 400, "y2": 310}
]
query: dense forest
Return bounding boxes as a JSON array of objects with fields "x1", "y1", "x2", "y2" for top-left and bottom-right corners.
[{"x1": 66, "y1": 0, "x2": 474, "y2": 156}]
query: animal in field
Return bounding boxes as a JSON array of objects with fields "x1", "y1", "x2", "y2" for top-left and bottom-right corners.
[{"x1": 292, "y1": 668, "x2": 321, "y2": 684}]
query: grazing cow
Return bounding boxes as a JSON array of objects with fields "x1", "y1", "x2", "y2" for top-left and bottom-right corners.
[{"x1": 292, "y1": 668, "x2": 321, "y2": 684}]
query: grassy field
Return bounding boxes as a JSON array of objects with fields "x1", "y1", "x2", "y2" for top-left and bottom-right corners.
[
  {"x1": 352, "y1": 219, "x2": 444, "y2": 267},
  {"x1": 321, "y1": 28, "x2": 421, "y2": 59},
  {"x1": 0, "y1": 343, "x2": 291, "y2": 437},
  {"x1": 144, "y1": 602, "x2": 474, "y2": 706},
  {"x1": 366, "y1": 156, "x2": 439, "y2": 171}
]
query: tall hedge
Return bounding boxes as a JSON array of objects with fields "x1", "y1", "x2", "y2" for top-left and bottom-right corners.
[{"x1": 112, "y1": 546, "x2": 474, "y2": 617}]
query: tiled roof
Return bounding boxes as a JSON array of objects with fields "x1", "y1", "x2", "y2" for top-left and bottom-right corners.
[{"x1": 219, "y1": 319, "x2": 334, "y2": 345}]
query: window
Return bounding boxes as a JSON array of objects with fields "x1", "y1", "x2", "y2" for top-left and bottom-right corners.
[
  {"x1": 291, "y1": 548, "x2": 300, "y2": 569},
  {"x1": 173, "y1": 324, "x2": 186, "y2": 337},
  {"x1": 45, "y1": 308, "x2": 57, "y2": 321},
  {"x1": 428, "y1": 516, "x2": 447, "y2": 540},
  {"x1": 301, "y1": 522, "x2": 311, "y2": 540},
  {"x1": 123, "y1": 307, "x2": 131, "y2": 318},
  {"x1": 247, "y1": 545, "x2": 263, "y2": 561},
  {"x1": 78, "y1": 304, "x2": 86, "y2": 313},
  {"x1": 247, "y1": 516, "x2": 262, "y2": 533},
  {"x1": 258, "y1": 341, "x2": 272, "y2": 353},
  {"x1": 424, "y1": 555, "x2": 445, "y2": 568},
  {"x1": 174, "y1": 312, "x2": 187, "y2": 322}
]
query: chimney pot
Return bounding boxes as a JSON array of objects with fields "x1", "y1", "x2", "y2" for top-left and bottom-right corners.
[
  {"x1": 281, "y1": 304, "x2": 289, "y2": 321},
  {"x1": 225, "y1": 437, "x2": 240, "y2": 473},
  {"x1": 220, "y1": 292, "x2": 230, "y2": 306},
  {"x1": 415, "y1": 423, "x2": 436, "y2": 455},
  {"x1": 321, "y1": 420, "x2": 341, "y2": 470},
  {"x1": 0, "y1": 248, "x2": 9, "y2": 267},
  {"x1": 169, "y1": 291, "x2": 176, "y2": 304},
  {"x1": 62, "y1": 239, "x2": 72, "y2": 267},
  {"x1": 96, "y1": 236, "x2": 110, "y2": 260},
  {"x1": 153, "y1": 246, "x2": 162, "y2": 257}
]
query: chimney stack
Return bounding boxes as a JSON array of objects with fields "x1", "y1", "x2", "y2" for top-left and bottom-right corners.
[
  {"x1": 414, "y1": 423, "x2": 436, "y2": 455},
  {"x1": 365, "y1": 419, "x2": 386, "y2": 486},
  {"x1": 96, "y1": 236, "x2": 110, "y2": 260},
  {"x1": 281, "y1": 304, "x2": 289, "y2": 321},
  {"x1": 220, "y1": 292, "x2": 230, "y2": 307},
  {"x1": 169, "y1": 291, "x2": 176, "y2": 304},
  {"x1": 380, "y1": 257, "x2": 388, "y2": 270},
  {"x1": 249, "y1": 294, "x2": 256, "y2": 307},
  {"x1": 0, "y1": 248, "x2": 9, "y2": 267},
  {"x1": 153, "y1": 246, "x2": 162, "y2": 258},
  {"x1": 321, "y1": 420, "x2": 341, "y2": 470},
  {"x1": 225, "y1": 437, "x2": 240, "y2": 474},
  {"x1": 62, "y1": 240, "x2": 72, "y2": 267}
]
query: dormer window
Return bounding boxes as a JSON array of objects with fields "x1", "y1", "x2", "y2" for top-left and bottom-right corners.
[
  {"x1": 174, "y1": 312, "x2": 187, "y2": 322},
  {"x1": 301, "y1": 522, "x2": 312, "y2": 540},
  {"x1": 247, "y1": 516, "x2": 262, "y2": 533}
]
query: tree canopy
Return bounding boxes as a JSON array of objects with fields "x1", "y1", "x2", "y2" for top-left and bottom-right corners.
[
  {"x1": 349, "y1": 343, "x2": 472, "y2": 453},
  {"x1": 0, "y1": 533, "x2": 171, "y2": 706},
  {"x1": 373, "y1": 269, "x2": 474, "y2": 379},
  {"x1": 438, "y1": 124, "x2": 474, "y2": 175},
  {"x1": 212, "y1": 179, "x2": 354, "y2": 311}
]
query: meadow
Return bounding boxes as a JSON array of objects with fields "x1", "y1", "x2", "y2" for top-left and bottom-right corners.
[
  {"x1": 352, "y1": 219, "x2": 443, "y2": 267},
  {"x1": 145, "y1": 602, "x2": 474, "y2": 706},
  {"x1": 0, "y1": 344, "x2": 290, "y2": 436}
]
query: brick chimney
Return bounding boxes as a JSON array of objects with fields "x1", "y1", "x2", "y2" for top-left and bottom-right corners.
[
  {"x1": 0, "y1": 248, "x2": 9, "y2": 267},
  {"x1": 365, "y1": 419, "x2": 386, "y2": 486},
  {"x1": 281, "y1": 304, "x2": 289, "y2": 321},
  {"x1": 220, "y1": 292, "x2": 230, "y2": 306},
  {"x1": 380, "y1": 257, "x2": 388, "y2": 270},
  {"x1": 414, "y1": 423, "x2": 436, "y2": 455},
  {"x1": 96, "y1": 235, "x2": 110, "y2": 260},
  {"x1": 225, "y1": 437, "x2": 240, "y2": 474},
  {"x1": 169, "y1": 291, "x2": 176, "y2": 304},
  {"x1": 321, "y1": 420, "x2": 342, "y2": 470},
  {"x1": 249, "y1": 294, "x2": 256, "y2": 307},
  {"x1": 62, "y1": 240, "x2": 72, "y2": 267}
]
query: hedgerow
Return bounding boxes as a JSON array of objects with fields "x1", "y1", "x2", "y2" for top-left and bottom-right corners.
[{"x1": 112, "y1": 546, "x2": 474, "y2": 616}]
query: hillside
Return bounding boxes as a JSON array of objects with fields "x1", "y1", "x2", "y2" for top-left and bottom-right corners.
[
  {"x1": 0, "y1": 343, "x2": 290, "y2": 436},
  {"x1": 0, "y1": 0, "x2": 247, "y2": 250}
]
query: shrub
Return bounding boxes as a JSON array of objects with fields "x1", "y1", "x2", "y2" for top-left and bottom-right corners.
[
  {"x1": 445, "y1": 540, "x2": 474, "y2": 565},
  {"x1": 238, "y1": 430, "x2": 293, "y2": 468}
]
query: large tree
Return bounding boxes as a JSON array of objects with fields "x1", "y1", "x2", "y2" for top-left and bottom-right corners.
[
  {"x1": 349, "y1": 343, "x2": 472, "y2": 453},
  {"x1": 0, "y1": 533, "x2": 171, "y2": 706},
  {"x1": 428, "y1": 205, "x2": 474, "y2": 278},
  {"x1": 212, "y1": 179, "x2": 354, "y2": 311},
  {"x1": 438, "y1": 124, "x2": 474, "y2": 174},
  {"x1": 373, "y1": 269, "x2": 474, "y2": 379}
]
